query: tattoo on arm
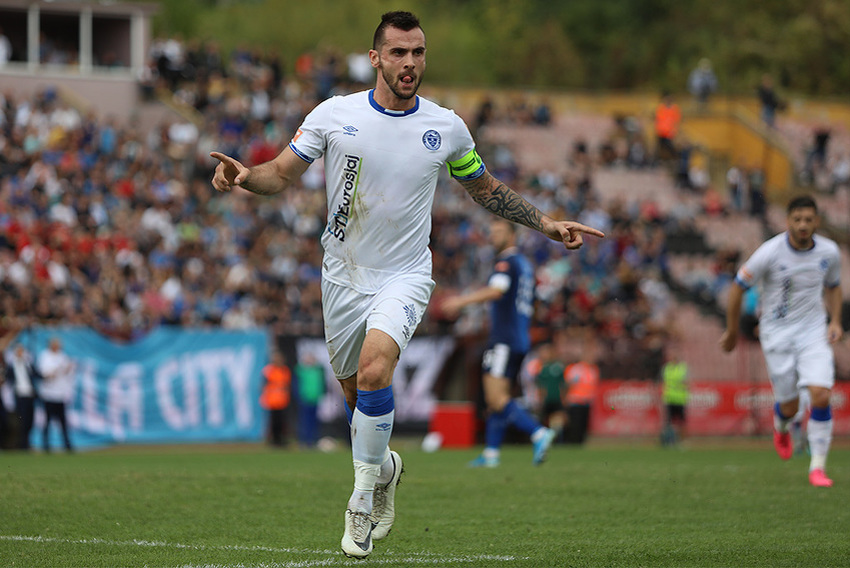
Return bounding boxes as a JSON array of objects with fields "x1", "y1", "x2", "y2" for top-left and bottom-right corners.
[{"x1": 459, "y1": 174, "x2": 544, "y2": 231}]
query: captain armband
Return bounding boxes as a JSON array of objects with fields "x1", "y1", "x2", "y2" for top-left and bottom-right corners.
[{"x1": 447, "y1": 149, "x2": 486, "y2": 180}]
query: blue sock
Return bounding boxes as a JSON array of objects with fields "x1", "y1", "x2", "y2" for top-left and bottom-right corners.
[
  {"x1": 351, "y1": 386, "x2": 395, "y2": 464},
  {"x1": 356, "y1": 386, "x2": 394, "y2": 417},
  {"x1": 504, "y1": 399, "x2": 541, "y2": 435},
  {"x1": 774, "y1": 402, "x2": 791, "y2": 420},
  {"x1": 343, "y1": 396, "x2": 353, "y2": 425},
  {"x1": 484, "y1": 408, "x2": 508, "y2": 450},
  {"x1": 811, "y1": 406, "x2": 831, "y2": 421}
]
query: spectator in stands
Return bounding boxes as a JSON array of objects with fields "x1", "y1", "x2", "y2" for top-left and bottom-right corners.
[
  {"x1": 654, "y1": 91, "x2": 681, "y2": 163},
  {"x1": 36, "y1": 337, "x2": 75, "y2": 453},
  {"x1": 748, "y1": 166, "x2": 767, "y2": 219},
  {"x1": 831, "y1": 152, "x2": 850, "y2": 192},
  {"x1": 687, "y1": 58, "x2": 717, "y2": 108},
  {"x1": 726, "y1": 164, "x2": 747, "y2": 213},
  {"x1": 802, "y1": 125, "x2": 831, "y2": 186},
  {"x1": 721, "y1": 195, "x2": 843, "y2": 488},
  {"x1": 532, "y1": 99, "x2": 553, "y2": 126},
  {"x1": 757, "y1": 74, "x2": 783, "y2": 128}
]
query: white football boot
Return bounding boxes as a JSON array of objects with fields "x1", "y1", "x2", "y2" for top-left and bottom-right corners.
[
  {"x1": 341, "y1": 509, "x2": 374, "y2": 558},
  {"x1": 371, "y1": 450, "x2": 403, "y2": 541}
]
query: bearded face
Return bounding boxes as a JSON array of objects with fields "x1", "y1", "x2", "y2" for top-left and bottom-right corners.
[{"x1": 370, "y1": 26, "x2": 426, "y2": 106}]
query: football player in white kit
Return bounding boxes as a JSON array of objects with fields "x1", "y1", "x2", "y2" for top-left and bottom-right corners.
[
  {"x1": 721, "y1": 196, "x2": 843, "y2": 487},
  {"x1": 211, "y1": 11, "x2": 604, "y2": 558}
]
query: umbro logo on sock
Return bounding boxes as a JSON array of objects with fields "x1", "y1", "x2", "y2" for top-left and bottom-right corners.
[{"x1": 375, "y1": 423, "x2": 392, "y2": 432}]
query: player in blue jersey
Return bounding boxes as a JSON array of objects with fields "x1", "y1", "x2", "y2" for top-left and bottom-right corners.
[
  {"x1": 442, "y1": 219, "x2": 556, "y2": 467},
  {"x1": 211, "y1": 11, "x2": 604, "y2": 558}
]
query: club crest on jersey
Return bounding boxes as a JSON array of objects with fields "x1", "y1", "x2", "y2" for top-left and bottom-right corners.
[{"x1": 422, "y1": 130, "x2": 441, "y2": 150}]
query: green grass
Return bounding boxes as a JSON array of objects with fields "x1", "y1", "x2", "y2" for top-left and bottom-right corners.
[{"x1": 1, "y1": 440, "x2": 848, "y2": 567}]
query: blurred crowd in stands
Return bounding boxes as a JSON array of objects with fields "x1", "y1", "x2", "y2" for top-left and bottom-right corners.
[{"x1": 0, "y1": 38, "x2": 844, "y2": 381}]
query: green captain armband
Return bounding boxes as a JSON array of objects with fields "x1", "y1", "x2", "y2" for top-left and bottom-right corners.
[{"x1": 447, "y1": 149, "x2": 486, "y2": 180}]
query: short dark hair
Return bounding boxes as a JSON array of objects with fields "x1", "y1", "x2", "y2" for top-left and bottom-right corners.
[
  {"x1": 787, "y1": 195, "x2": 818, "y2": 214},
  {"x1": 373, "y1": 11, "x2": 422, "y2": 50}
]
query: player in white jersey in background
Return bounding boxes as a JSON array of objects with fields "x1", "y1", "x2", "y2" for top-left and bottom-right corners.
[
  {"x1": 211, "y1": 11, "x2": 604, "y2": 558},
  {"x1": 720, "y1": 195, "x2": 843, "y2": 487}
]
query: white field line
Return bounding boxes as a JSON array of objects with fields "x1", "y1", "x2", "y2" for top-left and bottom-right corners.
[{"x1": 0, "y1": 535, "x2": 524, "y2": 567}]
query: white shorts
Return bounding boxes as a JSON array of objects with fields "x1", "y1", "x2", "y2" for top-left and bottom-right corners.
[
  {"x1": 762, "y1": 340, "x2": 835, "y2": 403},
  {"x1": 321, "y1": 272, "x2": 434, "y2": 380}
]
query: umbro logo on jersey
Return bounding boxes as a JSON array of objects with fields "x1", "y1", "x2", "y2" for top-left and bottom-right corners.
[
  {"x1": 422, "y1": 129, "x2": 441, "y2": 150},
  {"x1": 343, "y1": 125, "x2": 358, "y2": 136}
]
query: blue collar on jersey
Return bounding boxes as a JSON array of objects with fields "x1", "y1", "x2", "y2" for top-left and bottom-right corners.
[
  {"x1": 785, "y1": 233, "x2": 816, "y2": 253},
  {"x1": 368, "y1": 89, "x2": 420, "y2": 116}
]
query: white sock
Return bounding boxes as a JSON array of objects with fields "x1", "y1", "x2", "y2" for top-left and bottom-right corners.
[
  {"x1": 774, "y1": 413, "x2": 791, "y2": 434},
  {"x1": 347, "y1": 486, "x2": 373, "y2": 513},
  {"x1": 376, "y1": 448, "x2": 393, "y2": 486},
  {"x1": 350, "y1": 407, "x2": 394, "y2": 509},
  {"x1": 351, "y1": 408, "x2": 394, "y2": 464},
  {"x1": 483, "y1": 447, "x2": 500, "y2": 460},
  {"x1": 531, "y1": 427, "x2": 548, "y2": 442},
  {"x1": 807, "y1": 417, "x2": 833, "y2": 472}
]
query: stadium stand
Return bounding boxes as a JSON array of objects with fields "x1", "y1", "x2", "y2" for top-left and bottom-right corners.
[{"x1": 1, "y1": 31, "x2": 848, "y2": 390}]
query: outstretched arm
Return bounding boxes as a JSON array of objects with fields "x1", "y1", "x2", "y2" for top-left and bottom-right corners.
[
  {"x1": 210, "y1": 146, "x2": 311, "y2": 196},
  {"x1": 457, "y1": 171, "x2": 604, "y2": 250},
  {"x1": 441, "y1": 285, "x2": 504, "y2": 319}
]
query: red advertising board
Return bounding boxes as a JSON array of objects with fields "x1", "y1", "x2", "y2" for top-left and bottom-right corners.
[{"x1": 590, "y1": 381, "x2": 850, "y2": 436}]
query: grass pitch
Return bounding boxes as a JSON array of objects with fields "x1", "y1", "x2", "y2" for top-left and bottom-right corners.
[{"x1": 1, "y1": 439, "x2": 848, "y2": 567}]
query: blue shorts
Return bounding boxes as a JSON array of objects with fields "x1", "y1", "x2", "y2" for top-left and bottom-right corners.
[{"x1": 482, "y1": 343, "x2": 527, "y2": 384}]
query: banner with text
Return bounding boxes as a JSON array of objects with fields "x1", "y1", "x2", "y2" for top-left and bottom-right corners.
[
  {"x1": 16, "y1": 327, "x2": 270, "y2": 450},
  {"x1": 294, "y1": 336, "x2": 456, "y2": 423},
  {"x1": 591, "y1": 380, "x2": 850, "y2": 436}
]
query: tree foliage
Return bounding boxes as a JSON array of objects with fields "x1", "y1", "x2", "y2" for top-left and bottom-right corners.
[{"x1": 149, "y1": 0, "x2": 850, "y2": 96}]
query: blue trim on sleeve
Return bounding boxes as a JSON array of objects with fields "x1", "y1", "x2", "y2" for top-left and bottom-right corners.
[
  {"x1": 734, "y1": 275, "x2": 751, "y2": 290},
  {"x1": 288, "y1": 142, "x2": 315, "y2": 164},
  {"x1": 451, "y1": 164, "x2": 487, "y2": 181},
  {"x1": 368, "y1": 89, "x2": 420, "y2": 116}
]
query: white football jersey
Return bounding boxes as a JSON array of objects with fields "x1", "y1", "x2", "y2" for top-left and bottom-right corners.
[
  {"x1": 289, "y1": 90, "x2": 484, "y2": 293},
  {"x1": 736, "y1": 232, "x2": 841, "y2": 348}
]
